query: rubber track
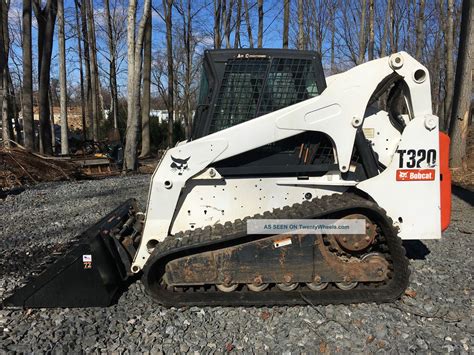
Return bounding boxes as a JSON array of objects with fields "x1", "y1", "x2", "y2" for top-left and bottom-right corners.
[{"x1": 142, "y1": 193, "x2": 410, "y2": 306}]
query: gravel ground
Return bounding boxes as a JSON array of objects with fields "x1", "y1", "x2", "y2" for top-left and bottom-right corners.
[{"x1": 0, "y1": 175, "x2": 473, "y2": 353}]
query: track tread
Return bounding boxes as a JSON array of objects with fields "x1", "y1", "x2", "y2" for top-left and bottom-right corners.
[{"x1": 142, "y1": 193, "x2": 410, "y2": 307}]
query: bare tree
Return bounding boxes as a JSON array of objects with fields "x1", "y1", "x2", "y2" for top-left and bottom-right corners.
[
  {"x1": 79, "y1": 0, "x2": 93, "y2": 138},
  {"x1": 0, "y1": 0, "x2": 10, "y2": 148},
  {"x1": 389, "y1": 0, "x2": 395, "y2": 52},
  {"x1": 57, "y1": 0, "x2": 68, "y2": 154},
  {"x1": 85, "y1": 0, "x2": 100, "y2": 140},
  {"x1": 124, "y1": 0, "x2": 151, "y2": 170},
  {"x1": 329, "y1": 1, "x2": 337, "y2": 72},
  {"x1": 164, "y1": 0, "x2": 174, "y2": 147},
  {"x1": 104, "y1": 0, "x2": 119, "y2": 132},
  {"x1": 380, "y1": 0, "x2": 391, "y2": 57},
  {"x1": 32, "y1": 0, "x2": 58, "y2": 155},
  {"x1": 244, "y1": 0, "x2": 253, "y2": 48},
  {"x1": 224, "y1": 0, "x2": 234, "y2": 49},
  {"x1": 368, "y1": 0, "x2": 374, "y2": 60},
  {"x1": 73, "y1": 0, "x2": 86, "y2": 141},
  {"x1": 49, "y1": 86, "x2": 56, "y2": 151},
  {"x1": 358, "y1": 0, "x2": 367, "y2": 63},
  {"x1": 444, "y1": 0, "x2": 455, "y2": 130},
  {"x1": 214, "y1": 0, "x2": 222, "y2": 48},
  {"x1": 297, "y1": 0, "x2": 303, "y2": 49},
  {"x1": 140, "y1": 5, "x2": 152, "y2": 158},
  {"x1": 415, "y1": 0, "x2": 425, "y2": 60},
  {"x1": 234, "y1": 0, "x2": 241, "y2": 48},
  {"x1": 257, "y1": 0, "x2": 263, "y2": 48},
  {"x1": 124, "y1": 0, "x2": 137, "y2": 170},
  {"x1": 22, "y1": 0, "x2": 34, "y2": 150},
  {"x1": 283, "y1": 0, "x2": 289, "y2": 48},
  {"x1": 449, "y1": 0, "x2": 472, "y2": 168},
  {"x1": 176, "y1": 0, "x2": 198, "y2": 139}
]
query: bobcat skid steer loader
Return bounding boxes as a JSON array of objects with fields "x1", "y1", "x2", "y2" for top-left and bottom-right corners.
[{"x1": 3, "y1": 49, "x2": 451, "y2": 308}]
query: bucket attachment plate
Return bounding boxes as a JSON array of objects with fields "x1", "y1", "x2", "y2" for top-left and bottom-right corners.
[{"x1": 2, "y1": 199, "x2": 140, "y2": 309}]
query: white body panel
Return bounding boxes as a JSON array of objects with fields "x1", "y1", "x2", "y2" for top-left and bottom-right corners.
[
  {"x1": 171, "y1": 175, "x2": 348, "y2": 234},
  {"x1": 357, "y1": 116, "x2": 441, "y2": 239},
  {"x1": 131, "y1": 52, "x2": 441, "y2": 272}
]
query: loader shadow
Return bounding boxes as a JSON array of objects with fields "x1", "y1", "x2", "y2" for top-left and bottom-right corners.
[
  {"x1": 452, "y1": 185, "x2": 474, "y2": 206},
  {"x1": 402, "y1": 240, "x2": 431, "y2": 260}
]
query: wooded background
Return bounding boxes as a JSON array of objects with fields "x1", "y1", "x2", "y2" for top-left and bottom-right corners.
[{"x1": 0, "y1": 0, "x2": 472, "y2": 171}]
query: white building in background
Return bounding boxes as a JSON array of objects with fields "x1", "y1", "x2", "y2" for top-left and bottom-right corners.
[
  {"x1": 149, "y1": 110, "x2": 170, "y2": 123},
  {"x1": 149, "y1": 110, "x2": 195, "y2": 124},
  {"x1": 101, "y1": 109, "x2": 194, "y2": 124}
]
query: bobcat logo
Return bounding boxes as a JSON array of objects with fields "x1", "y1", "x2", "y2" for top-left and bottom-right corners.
[
  {"x1": 170, "y1": 156, "x2": 190, "y2": 175},
  {"x1": 399, "y1": 171, "x2": 408, "y2": 179}
]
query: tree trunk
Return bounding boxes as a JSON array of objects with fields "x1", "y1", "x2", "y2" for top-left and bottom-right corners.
[
  {"x1": 444, "y1": 0, "x2": 455, "y2": 130},
  {"x1": 358, "y1": 0, "x2": 367, "y2": 63},
  {"x1": 234, "y1": 0, "x2": 241, "y2": 48},
  {"x1": 164, "y1": 0, "x2": 174, "y2": 147},
  {"x1": 0, "y1": 0, "x2": 8, "y2": 147},
  {"x1": 368, "y1": 0, "x2": 374, "y2": 60},
  {"x1": 243, "y1": 0, "x2": 253, "y2": 48},
  {"x1": 415, "y1": 0, "x2": 425, "y2": 60},
  {"x1": 123, "y1": 0, "x2": 137, "y2": 171},
  {"x1": 85, "y1": 0, "x2": 100, "y2": 141},
  {"x1": 8, "y1": 73, "x2": 21, "y2": 143},
  {"x1": 104, "y1": 0, "x2": 119, "y2": 132},
  {"x1": 58, "y1": 0, "x2": 68, "y2": 155},
  {"x1": 283, "y1": 0, "x2": 289, "y2": 48},
  {"x1": 224, "y1": 0, "x2": 233, "y2": 49},
  {"x1": 449, "y1": 0, "x2": 472, "y2": 168},
  {"x1": 297, "y1": 0, "x2": 303, "y2": 49},
  {"x1": 74, "y1": 0, "x2": 86, "y2": 141},
  {"x1": 49, "y1": 87, "x2": 56, "y2": 152},
  {"x1": 330, "y1": 2, "x2": 336, "y2": 73},
  {"x1": 140, "y1": 5, "x2": 152, "y2": 158},
  {"x1": 214, "y1": 0, "x2": 222, "y2": 48},
  {"x1": 131, "y1": 0, "x2": 150, "y2": 157},
  {"x1": 80, "y1": 0, "x2": 92, "y2": 139},
  {"x1": 33, "y1": 0, "x2": 58, "y2": 155},
  {"x1": 257, "y1": 0, "x2": 263, "y2": 48},
  {"x1": 22, "y1": 0, "x2": 34, "y2": 150},
  {"x1": 389, "y1": 0, "x2": 395, "y2": 53},
  {"x1": 380, "y1": 0, "x2": 390, "y2": 57},
  {"x1": 184, "y1": 0, "x2": 193, "y2": 138}
]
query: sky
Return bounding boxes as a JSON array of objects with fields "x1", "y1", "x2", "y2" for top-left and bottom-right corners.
[{"x1": 6, "y1": 0, "x2": 291, "y2": 98}]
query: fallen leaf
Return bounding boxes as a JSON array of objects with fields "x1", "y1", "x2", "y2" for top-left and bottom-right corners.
[
  {"x1": 225, "y1": 343, "x2": 234, "y2": 352},
  {"x1": 260, "y1": 311, "x2": 271, "y2": 320},
  {"x1": 404, "y1": 289, "x2": 417, "y2": 298},
  {"x1": 319, "y1": 341, "x2": 328, "y2": 353},
  {"x1": 366, "y1": 335, "x2": 375, "y2": 344}
]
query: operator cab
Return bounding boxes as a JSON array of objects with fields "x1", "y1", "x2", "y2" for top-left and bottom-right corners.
[{"x1": 192, "y1": 49, "x2": 326, "y2": 138}]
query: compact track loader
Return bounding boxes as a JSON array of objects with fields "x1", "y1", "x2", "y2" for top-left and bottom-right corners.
[{"x1": 3, "y1": 49, "x2": 451, "y2": 308}]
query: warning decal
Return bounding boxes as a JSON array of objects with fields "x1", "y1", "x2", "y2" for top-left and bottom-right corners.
[{"x1": 83, "y1": 254, "x2": 92, "y2": 269}]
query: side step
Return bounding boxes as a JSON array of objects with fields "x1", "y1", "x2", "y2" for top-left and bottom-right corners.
[{"x1": 2, "y1": 199, "x2": 141, "y2": 309}]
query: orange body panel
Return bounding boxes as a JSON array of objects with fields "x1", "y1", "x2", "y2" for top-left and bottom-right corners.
[{"x1": 439, "y1": 132, "x2": 451, "y2": 231}]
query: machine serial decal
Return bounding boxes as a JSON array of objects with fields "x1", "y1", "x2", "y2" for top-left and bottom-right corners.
[
  {"x1": 396, "y1": 149, "x2": 436, "y2": 181},
  {"x1": 170, "y1": 156, "x2": 190, "y2": 175},
  {"x1": 397, "y1": 149, "x2": 436, "y2": 168},
  {"x1": 396, "y1": 169, "x2": 435, "y2": 181}
]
